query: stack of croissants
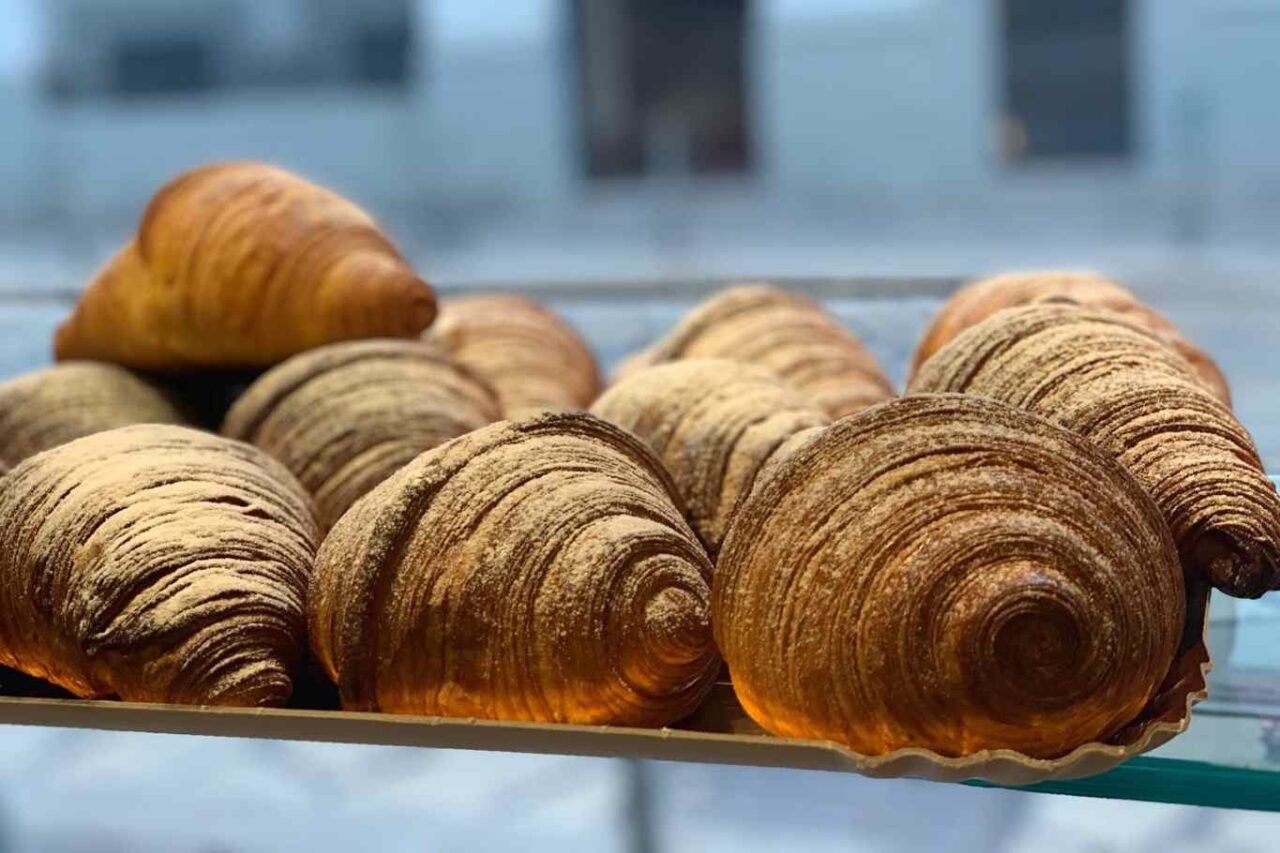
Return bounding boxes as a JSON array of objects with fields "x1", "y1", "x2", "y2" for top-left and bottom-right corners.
[{"x1": 0, "y1": 161, "x2": 1274, "y2": 763}]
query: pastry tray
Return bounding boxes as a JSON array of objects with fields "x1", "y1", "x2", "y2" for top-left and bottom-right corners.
[{"x1": 0, "y1": 277, "x2": 1276, "y2": 812}]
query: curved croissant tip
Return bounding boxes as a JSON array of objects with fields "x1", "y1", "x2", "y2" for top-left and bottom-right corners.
[
  {"x1": 643, "y1": 586, "x2": 711, "y2": 666},
  {"x1": 1191, "y1": 532, "x2": 1280, "y2": 599},
  {"x1": 403, "y1": 278, "x2": 438, "y2": 335}
]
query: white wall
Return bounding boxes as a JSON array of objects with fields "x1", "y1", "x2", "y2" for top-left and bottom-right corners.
[
  {"x1": 412, "y1": 0, "x2": 577, "y2": 208},
  {"x1": 752, "y1": 0, "x2": 995, "y2": 200}
]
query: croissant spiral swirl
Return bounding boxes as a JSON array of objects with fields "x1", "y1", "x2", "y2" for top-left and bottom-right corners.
[
  {"x1": 310, "y1": 412, "x2": 719, "y2": 725},
  {"x1": 0, "y1": 425, "x2": 318, "y2": 705},
  {"x1": 591, "y1": 359, "x2": 829, "y2": 554},
  {"x1": 911, "y1": 271, "x2": 1230, "y2": 405},
  {"x1": 0, "y1": 362, "x2": 184, "y2": 465},
  {"x1": 223, "y1": 339, "x2": 500, "y2": 531},
  {"x1": 910, "y1": 304, "x2": 1280, "y2": 598},
  {"x1": 427, "y1": 294, "x2": 601, "y2": 417},
  {"x1": 54, "y1": 162, "x2": 437, "y2": 369},
  {"x1": 714, "y1": 394, "x2": 1185, "y2": 758},
  {"x1": 616, "y1": 285, "x2": 894, "y2": 418}
]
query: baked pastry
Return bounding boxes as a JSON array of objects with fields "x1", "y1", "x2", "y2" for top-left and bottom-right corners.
[
  {"x1": 714, "y1": 394, "x2": 1184, "y2": 758},
  {"x1": 223, "y1": 339, "x2": 500, "y2": 531},
  {"x1": 590, "y1": 359, "x2": 828, "y2": 554},
  {"x1": 427, "y1": 294, "x2": 601, "y2": 417},
  {"x1": 0, "y1": 362, "x2": 183, "y2": 464},
  {"x1": 0, "y1": 425, "x2": 318, "y2": 705},
  {"x1": 911, "y1": 305, "x2": 1280, "y2": 597},
  {"x1": 911, "y1": 271, "x2": 1230, "y2": 405},
  {"x1": 54, "y1": 162, "x2": 436, "y2": 370},
  {"x1": 310, "y1": 412, "x2": 719, "y2": 725},
  {"x1": 616, "y1": 284, "x2": 894, "y2": 418}
]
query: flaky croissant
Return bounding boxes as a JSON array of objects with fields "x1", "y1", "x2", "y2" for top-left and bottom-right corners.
[
  {"x1": 714, "y1": 394, "x2": 1185, "y2": 758},
  {"x1": 0, "y1": 362, "x2": 184, "y2": 465},
  {"x1": 222, "y1": 339, "x2": 500, "y2": 531},
  {"x1": 911, "y1": 271, "x2": 1230, "y2": 405},
  {"x1": 54, "y1": 162, "x2": 436, "y2": 370},
  {"x1": 616, "y1": 285, "x2": 895, "y2": 418},
  {"x1": 591, "y1": 359, "x2": 828, "y2": 554},
  {"x1": 427, "y1": 294, "x2": 601, "y2": 417},
  {"x1": 310, "y1": 412, "x2": 719, "y2": 725},
  {"x1": 911, "y1": 304, "x2": 1280, "y2": 598},
  {"x1": 0, "y1": 425, "x2": 318, "y2": 705}
]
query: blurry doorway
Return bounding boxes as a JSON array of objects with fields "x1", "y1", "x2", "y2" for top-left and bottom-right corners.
[
  {"x1": 1000, "y1": 0, "x2": 1130, "y2": 161},
  {"x1": 573, "y1": 0, "x2": 751, "y2": 179}
]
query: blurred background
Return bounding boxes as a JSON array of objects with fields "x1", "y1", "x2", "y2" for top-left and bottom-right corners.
[{"x1": 1, "y1": 0, "x2": 1280, "y2": 850}]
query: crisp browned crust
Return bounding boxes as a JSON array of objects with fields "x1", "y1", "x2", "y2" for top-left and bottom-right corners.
[
  {"x1": 54, "y1": 162, "x2": 436, "y2": 369},
  {"x1": 910, "y1": 271, "x2": 1230, "y2": 405},
  {"x1": 714, "y1": 394, "x2": 1185, "y2": 759},
  {"x1": 591, "y1": 359, "x2": 828, "y2": 554},
  {"x1": 427, "y1": 294, "x2": 601, "y2": 417},
  {"x1": 0, "y1": 361, "x2": 185, "y2": 465},
  {"x1": 911, "y1": 304, "x2": 1279, "y2": 597},
  {"x1": 0, "y1": 424, "x2": 318, "y2": 706},
  {"x1": 222, "y1": 339, "x2": 500, "y2": 531},
  {"x1": 310, "y1": 412, "x2": 719, "y2": 726},
  {"x1": 615, "y1": 284, "x2": 895, "y2": 418}
]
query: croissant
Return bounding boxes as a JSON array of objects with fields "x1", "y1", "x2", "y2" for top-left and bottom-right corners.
[
  {"x1": 223, "y1": 339, "x2": 500, "y2": 531},
  {"x1": 0, "y1": 362, "x2": 184, "y2": 464},
  {"x1": 911, "y1": 271, "x2": 1230, "y2": 405},
  {"x1": 590, "y1": 359, "x2": 828, "y2": 554},
  {"x1": 427, "y1": 294, "x2": 601, "y2": 417},
  {"x1": 310, "y1": 412, "x2": 719, "y2": 725},
  {"x1": 54, "y1": 162, "x2": 436, "y2": 370},
  {"x1": 910, "y1": 304, "x2": 1280, "y2": 598},
  {"x1": 617, "y1": 284, "x2": 895, "y2": 418},
  {"x1": 714, "y1": 394, "x2": 1185, "y2": 758},
  {"x1": 0, "y1": 424, "x2": 318, "y2": 705}
]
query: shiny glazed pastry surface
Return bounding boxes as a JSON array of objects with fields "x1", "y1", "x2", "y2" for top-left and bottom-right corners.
[
  {"x1": 591, "y1": 359, "x2": 828, "y2": 554},
  {"x1": 713, "y1": 394, "x2": 1185, "y2": 759},
  {"x1": 310, "y1": 412, "x2": 719, "y2": 726},
  {"x1": 0, "y1": 424, "x2": 318, "y2": 706},
  {"x1": 222, "y1": 339, "x2": 500, "y2": 531},
  {"x1": 911, "y1": 304, "x2": 1280, "y2": 598},
  {"x1": 54, "y1": 162, "x2": 437, "y2": 369}
]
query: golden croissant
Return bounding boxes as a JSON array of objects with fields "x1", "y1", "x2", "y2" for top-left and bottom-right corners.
[
  {"x1": 0, "y1": 362, "x2": 184, "y2": 465},
  {"x1": 714, "y1": 394, "x2": 1185, "y2": 758},
  {"x1": 427, "y1": 294, "x2": 601, "y2": 417},
  {"x1": 0, "y1": 425, "x2": 318, "y2": 705},
  {"x1": 616, "y1": 284, "x2": 895, "y2": 418},
  {"x1": 591, "y1": 359, "x2": 828, "y2": 554},
  {"x1": 223, "y1": 339, "x2": 500, "y2": 531},
  {"x1": 310, "y1": 412, "x2": 719, "y2": 725},
  {"x1": 911, "y1": 271, "x2": 1230, "y2": 405},
  {"x1": 54, "y1": 162, "x2": 437, "y2": 370},
  {"x1": 911, "y1": 304, "x2": 1280, "y2": 598}
]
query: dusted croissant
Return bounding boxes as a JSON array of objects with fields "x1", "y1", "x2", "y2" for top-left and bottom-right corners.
[
  {"x1": 911, "y1": 271, "x2": 1230, "y2": 405},
  {"x1": 714, "y1": 394, "x2": 1185, "y2": 758},
  {"x1": 223, "y1": 339, "x2": 500, "y2": 531},
  {"x1": 591, "y1": 359, "x2": 828, "y2": 554},
  {"x1": 0, "y1": 362, "x2": 184, "y2": 464},
  {"x1": 911, "y1": 305, "x2": 1280, "y2": 598},
  {"x1": 617, "y1": 284, "x2": 894, "y2": 418},
  {"x1": 311, "y1": 412, "x2": 719, "y2": 725},
  {"x1": 54, "y1": 162, "x2": 436, "y2": 369},
  {"x1": 427, "y1": 294, "x2": 601, "y2": 417},
  {"x1": 0, "y1": 425, "x2": 318, "y2": 705}
]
